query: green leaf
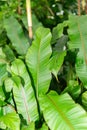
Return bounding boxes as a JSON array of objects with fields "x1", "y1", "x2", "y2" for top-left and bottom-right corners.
[
  {"x1": 0, "y1": 12, "x2": 4, "y2": 34},
  {"x1": 0, "y1": 121, "x2": 6, "y2": 129},
  {"x1": 82, "y1": 91, "x2": 87, "y2": 110},
  {"x1": 4, "y1": 16, "x2": 29, "y2": 55},
  {"x1": 26, "y1": 27, "x2": 52, "y2": 97},
  {"x1": 51, "y1": 21, "x2": 68, "y2": 45},
  {"x1": 4, "y1": 78, "x2": 14, "y2": 92},
  {"x1": 0, "y1": 64, "x2": 8, "y2": 86},
  {"x1": 50, "y1": 51, "x2": 66, "y2": 79},
  {"x1": 0, "y1": 86, "x2": 6, "y2": 106},
  {"x1": 68, "y1": 15, "x2": 87, "y2": 87},
  {"x1": 0, "y1": 47, "x2": 6, "y2": 63},
  {"x1": 0, "y1": 31, "x2": 7, "y2": 46},
  {"x1": 63, "y1": 80, "x2": 81, "y2": 99},
  {"x1": 39, "y1": 123, "x2": 48, "y2": 130},
  {"x1": 0, "y1": 107, "x2": 3, "y2": 117},
  {"x1": 53, "y1": 35, "x2": 68, "y2": 52},
  {"x1": 21, "y1": 122, "x2": 35, "y2": 130},
  {"x1": 11, "y1": 59, "x2": 39, "y2": 122},
  {"x1": 39, "y1": 91, "x2": 87, "y2": 130},
  {"x1": 0, "y1": 112, "x2": 20, "y2": 130},
  {"x1": 0, "y1": 86, "x2": 5, "y2": 101},
  {"x1": 2, "y1": 45, "x2": 15, "y2": 62}
]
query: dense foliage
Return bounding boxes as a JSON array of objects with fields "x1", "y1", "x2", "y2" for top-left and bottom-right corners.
[{"x1": 1, "y1": 0, "x2": 87, "y2": 130}]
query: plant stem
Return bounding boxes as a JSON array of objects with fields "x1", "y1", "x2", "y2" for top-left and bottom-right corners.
[
  {"x1": 77, "y1": 0, "x2": 81, "y2": 16},
  {"x1": 26, "y1": 0, "x2": 33, "y2": 39},
  {"x1": 45, "y1": 5, "x2": 54, "y2": 17},
  {"x1": 18, "y1": 0, "x2": 21, "y2": 15}
]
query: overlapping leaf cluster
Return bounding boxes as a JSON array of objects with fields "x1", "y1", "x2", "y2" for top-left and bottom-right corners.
[{"x1": 0, "y1": 12, "x2": 87, "y2": 129}]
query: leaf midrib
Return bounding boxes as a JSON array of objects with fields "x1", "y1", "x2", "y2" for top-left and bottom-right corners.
[
  {"x1": 36, "y1": 38, "x2": 41, "y2": 99},
  {"x1": 76, "y1": 17, "x2": 87, "y2": 65},
  {"x1": 16, "y1": 64, "x2": 30, "y2": 123},
  {"x1": 21, "y1": 86, "x2": 30, "y2": 123},
  {"x1": 47, "y1": 94, "x2": 74, "y2": 130}
]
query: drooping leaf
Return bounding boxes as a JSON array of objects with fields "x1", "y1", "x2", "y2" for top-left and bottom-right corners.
[
  {"x1": 26, "y1": 27, "x2": 52, "y2": 97},
  {"x1": 53, "y1": 35, "x2": 68, "y2": 52},
  {"x1": 4, "y1": 16, "x2": 29, "y2": 55},
  {"x1": 39, "y1": 91, "x2": 87, "y2": 130},
  {"x1": 51, "y1": 21, "x2": 68, "y2": 45},
  {"x1": 11, "y1": 59, "x2": 39, "y2": 122},
  {"x1": 68, "y1": 15, "x2": 87, "y2": 87},
  {"x1": 50, "y1": 51, "x2": 66, "y2": 79},
  {"x1": 0, "y1": 112, "x2": 20, "y2": 130}
]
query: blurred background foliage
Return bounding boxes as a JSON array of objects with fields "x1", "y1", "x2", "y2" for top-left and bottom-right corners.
[
  {"x1": 0, "y1": 0, "x2": 87, "y2": 30},
  {"x1": 0, "y1": 0, "x2": 78, "y2": 29}
]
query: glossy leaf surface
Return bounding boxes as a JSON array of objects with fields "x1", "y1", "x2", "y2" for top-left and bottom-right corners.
[
  {"x1": 39, "y1": 91, "x2": 87, "y2": 130},
  {"x1": 10, "y1": 59, "x2": 39, "y2": 122},
  {"x1": 26, "y1": 27, "x2": 52, "y2": 97},
  {"x1": 50, "y1": 51, "x2": 66, "y2": 79}
]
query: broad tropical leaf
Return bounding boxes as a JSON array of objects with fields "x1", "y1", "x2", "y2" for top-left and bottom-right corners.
[
  {"x1": 39, "y1": 91, "x2": 87, "y2": 130},
  {"x1": 26, "y1": 27, "x2": 52, "y2": 97},
  {"x1": 0, "y1": 112, "x2": 20, "y2": 130},
  {"x1": 4, "y1": 16, "x2": 29, "y2": 55},
  {"x1": 68, "y1": 15, "x2": 87, "y2": 87},
  {"x1": 10, "y1": 59, "x2": 39, "y2": 122}
]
